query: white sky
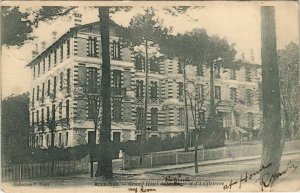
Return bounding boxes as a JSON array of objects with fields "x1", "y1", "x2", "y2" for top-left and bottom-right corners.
[{"x1": 1, "y1": 2, "x2": 299, "y2": 98}]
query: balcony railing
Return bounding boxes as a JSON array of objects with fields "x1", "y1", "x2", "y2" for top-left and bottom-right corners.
[{"x1": 111, "y1": 87, "x2": 126, "y2": 97}]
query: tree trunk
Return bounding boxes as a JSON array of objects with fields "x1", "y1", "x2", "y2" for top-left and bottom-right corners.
[
  {"x1": 95, "y1": 7, "x2": 113, "y2": 179},
  {"x1": 140, "y1": 40, "x2": 149, "y2": 166},
  {"x1": 209, "y1": 64, "x2": 216, "y2": 119},
  {"x1": 260, "y1": 6, "x2": 282, "y2": 183},
  {"x1": 194, "y1": 131, "x2": 199, "y2": 173},
  {"x1": 183, "y1": 60, "x2": 189, "y2": 151}
]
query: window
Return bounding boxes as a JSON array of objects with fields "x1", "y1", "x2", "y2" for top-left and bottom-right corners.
[
  {"x1": 149, "y1": 57, "x2": 159, "y2": 73},
  {"x1": 178, "y1": 61, "x2": 184, "y2": 74},
  {"x1": 88, "y1": 98, "x2": 96, "y2": 119},
  {"x1": 54, "y1": 50, "x2": 57, "y2": 64},
  {"x1": 65, "y1": 132, "x2": 69, "y2": 147},
  {"x1": 37, "y1": 86, "x2": 40, "y2": 101},
  {"x1": 88, "y1": 68, "x2": 98, "y2": 93},
  {"x1": 33, "y1": 66, "x2": 36, "y2": 78},
  {"x1": 60, "y1": 45, "x2": 64, "y2": 61},
  {"x1": 136, "y1": 107, "x2": 144, "y2": 130},
  {"x1": 112, "y1": 40, "x2": 120, "y2": 59},
  {"x1": 197, "y1": 64, "x2": 204, "y2": 76},
  {"x1": 41, "y1": 108, "x2": 45, "y2": 128},
  {"x1": 36, "y1": 110, "x2": 39, "y2": 126},
  {"x1": 230, "y1": 68, "x2": 236, "y2": 80},
  {"x1": 215, "y1": 86, "x2": 221, "y2": 100},
  {"x1": 59, "y1": 133, "x2": 62, "y2": 146},
  {"x1": 246, "y1": 89, "x2": 253, "y2": 106},
  {"x1": 113, "y1": 70, "x2": 121, "y2": 95},
  {"x1": 32, "y1": 112, "x2": 35, "y2": 127},
  {"x1": 150, "y1": 81, "x2": 158, "y2": 99},
  {"x1": 151, "y1": 108, "x2": 158, "y2": 131},
  {"x1": 32, "y1": 88, "x2": 35, "y2": 107},
  {"x1": 178, "y1": 82, "x2": 183, "y2": 98},
  {"x1": 234, "y1": 112, "x2": 240, "y2": 127},
  {"x1": 113, "y1": 99, "x2": 122, "y2": 120},
  {"x1": 53, "y1": 76, "x2": 57, "y2": 98},
  {"x1": 88, "y1": 37, "x2": 97, "y2": 57},
  {"x1": 67, "y1": 40, "x2": 70, "y2": 57},
  {"x1": 60, "y1": 72, "x2": 63, "y2": 91},
  {"x1": 178, "y1": 108, "x2": 184, "y2": 125},
  {"x1": 59, "y1": 102, "x2": 62, "y2": 120},
  {"x1": 48, "y1": 55, "x2": 51, "y2": 69},
  {"x1": 230, "y1": 87, "x2": 237, "y2": 102},
  {"x1": 38, "y1": 63, "x2": 40, "y2": 76},
  {"x1": 66, "y1": 100, "x2": 69, "y2": 125},
  {"x1": 245, "y1": 67, "x2": 251, "y2": 82},
  {"x1": 42, "y1": 83, "x2": 45, "y2": 102},
  {"x1": 52, "y1": 104, "x2": 56, "y2": 123},
  {"x1": 67, "y1": 69, "x2": 71, "y2": 94},
  {"x1": 247, "y1": 112, "x2": 254, "y2": 128},
  {"x1": 47, "y1": 79, "x2": 51, "y2": 96},
  {"x1": 136, "y1": 80, "x2": 144, "y2": 98},
  {"x1": 46, "y1": 134, "x2": 49, "y2": 147},
  {"x1": 47, "y1": 106, "x2": 50, "y2": 124},
  {"x1": 113, "y1": 132, "x2": 121, "y2": 142},
  {"x1": 43, "y1": 59, "x2": 45, "y2": 73},
  {"x1": 134, "y1": 55, "x2": 144, "y2": 71},
  {"x1": 197, "y1": 110, "x2": 206, "y2": 126},
  {"x1": 199, "y1": 84, "x2": 204, "y2": 100}
]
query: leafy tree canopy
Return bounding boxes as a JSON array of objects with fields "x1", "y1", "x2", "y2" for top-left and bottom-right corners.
[
  {"x1": 160, "y1": 28, "x2": 237, "y2": 69},
  {"x1": 121, "y1": 8, "x2": 171, "y2": 47},
  {"x1": 1, "y1": 6, "x2": 75, "y2": 47}
]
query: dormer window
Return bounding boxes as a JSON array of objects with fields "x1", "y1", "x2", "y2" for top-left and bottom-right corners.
[{"x1": 112, "y1": 40, "x2": 121, "y2": 59}]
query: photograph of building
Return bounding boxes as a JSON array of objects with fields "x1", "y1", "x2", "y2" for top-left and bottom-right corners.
[{"x1": 27, "y1": 13, "x2": 262, "y2": 148}]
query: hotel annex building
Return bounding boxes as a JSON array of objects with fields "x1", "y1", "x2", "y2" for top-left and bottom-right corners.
[{"x1": 27, "y1": 16, "x2": 262, "y2": 148}]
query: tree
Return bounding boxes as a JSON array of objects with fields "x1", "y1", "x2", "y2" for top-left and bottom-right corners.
[
  {"x1": 278, "y1": 42, "x2": 299, "y2": 140},
  {"x1": 1, "y1": 6, "x2": 75, "y2": 47},
  {"x1": 122, "y1": 8, "x2": 170, "y2": 164},
  {"x1": 1, "y1": 93, "x2": 30, "y2": 163},
  {"x1": 184, "y1": 65, "x2": 209, "y2": 173},
  {"x1": 260, "y1": 6, "x2": 282, "y2": 186}
]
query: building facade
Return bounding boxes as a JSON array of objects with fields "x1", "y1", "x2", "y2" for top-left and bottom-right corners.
[{"x1": 28, "y1": 18, "x2": 261, "y2": 148}]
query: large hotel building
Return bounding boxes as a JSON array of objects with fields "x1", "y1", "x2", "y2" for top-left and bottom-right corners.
[{"x1": 27, "y1": 14, "x2": 262, "y2": 148}]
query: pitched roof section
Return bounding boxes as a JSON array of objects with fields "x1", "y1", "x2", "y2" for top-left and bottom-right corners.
[{"x1": 26, "y1": 20, "x2": 124, "y2": 67}]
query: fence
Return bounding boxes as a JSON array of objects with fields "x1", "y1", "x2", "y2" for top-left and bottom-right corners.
[
  {"x1": 1, "y1": 156, "x2": 89, "y2": 181},
  {"x1": 123, "y1": 140, "x2": 300, "y2": 169}
]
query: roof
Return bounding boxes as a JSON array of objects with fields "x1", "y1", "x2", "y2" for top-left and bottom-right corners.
[{"x1": 26, "y1": 20, "x2": 123, "y2": 68}]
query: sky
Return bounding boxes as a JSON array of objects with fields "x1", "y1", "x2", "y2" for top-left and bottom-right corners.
[{"x1": 1, "y1": 2, "x2": 299, "y2": 98}]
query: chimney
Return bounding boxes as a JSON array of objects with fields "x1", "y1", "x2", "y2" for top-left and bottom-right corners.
[
  {"x1": 41, "y1": 41, "x2": 46, "y2": 51},
  {"x1": 73, "y1": 11, "x2": 82, "y2": 27},
  {"x1": 52, "y1": 31, "x2": 57, "y2": 41},
  {"x1": 32, "y1": 43, "x2": 39, "y2": 59}
]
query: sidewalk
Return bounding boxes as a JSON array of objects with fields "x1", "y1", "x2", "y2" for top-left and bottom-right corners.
[{"x1": 114, "y1": 150, "x2": 300, "y2": 175}]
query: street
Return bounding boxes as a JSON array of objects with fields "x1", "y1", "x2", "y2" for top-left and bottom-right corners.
[{"x1": 2, "y1": 152, "x2": 299, "y2": 192}]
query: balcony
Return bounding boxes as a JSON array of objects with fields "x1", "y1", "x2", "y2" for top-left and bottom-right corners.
[{"x1": 111, "y1": 87, "x2": 126, "y2": 97}]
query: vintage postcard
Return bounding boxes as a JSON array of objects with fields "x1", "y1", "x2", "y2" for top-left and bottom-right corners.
[{"x1": 1, "y1": 1, "x2": 299, "y2": 193}]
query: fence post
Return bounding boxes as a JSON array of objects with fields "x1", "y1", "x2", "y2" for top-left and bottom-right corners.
[
  {"x1": 175, "y1": 152, "x2": 178, "y2": 165},
  {"x1": 150, "y1": 153, "x2": 153, "y2": 167},
  {"x1": 202, "y1": 149, "x2": 205, "y2": 161},
  {"x1": 223, "y1": 146, "x2": 226, "y2": 158}
]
